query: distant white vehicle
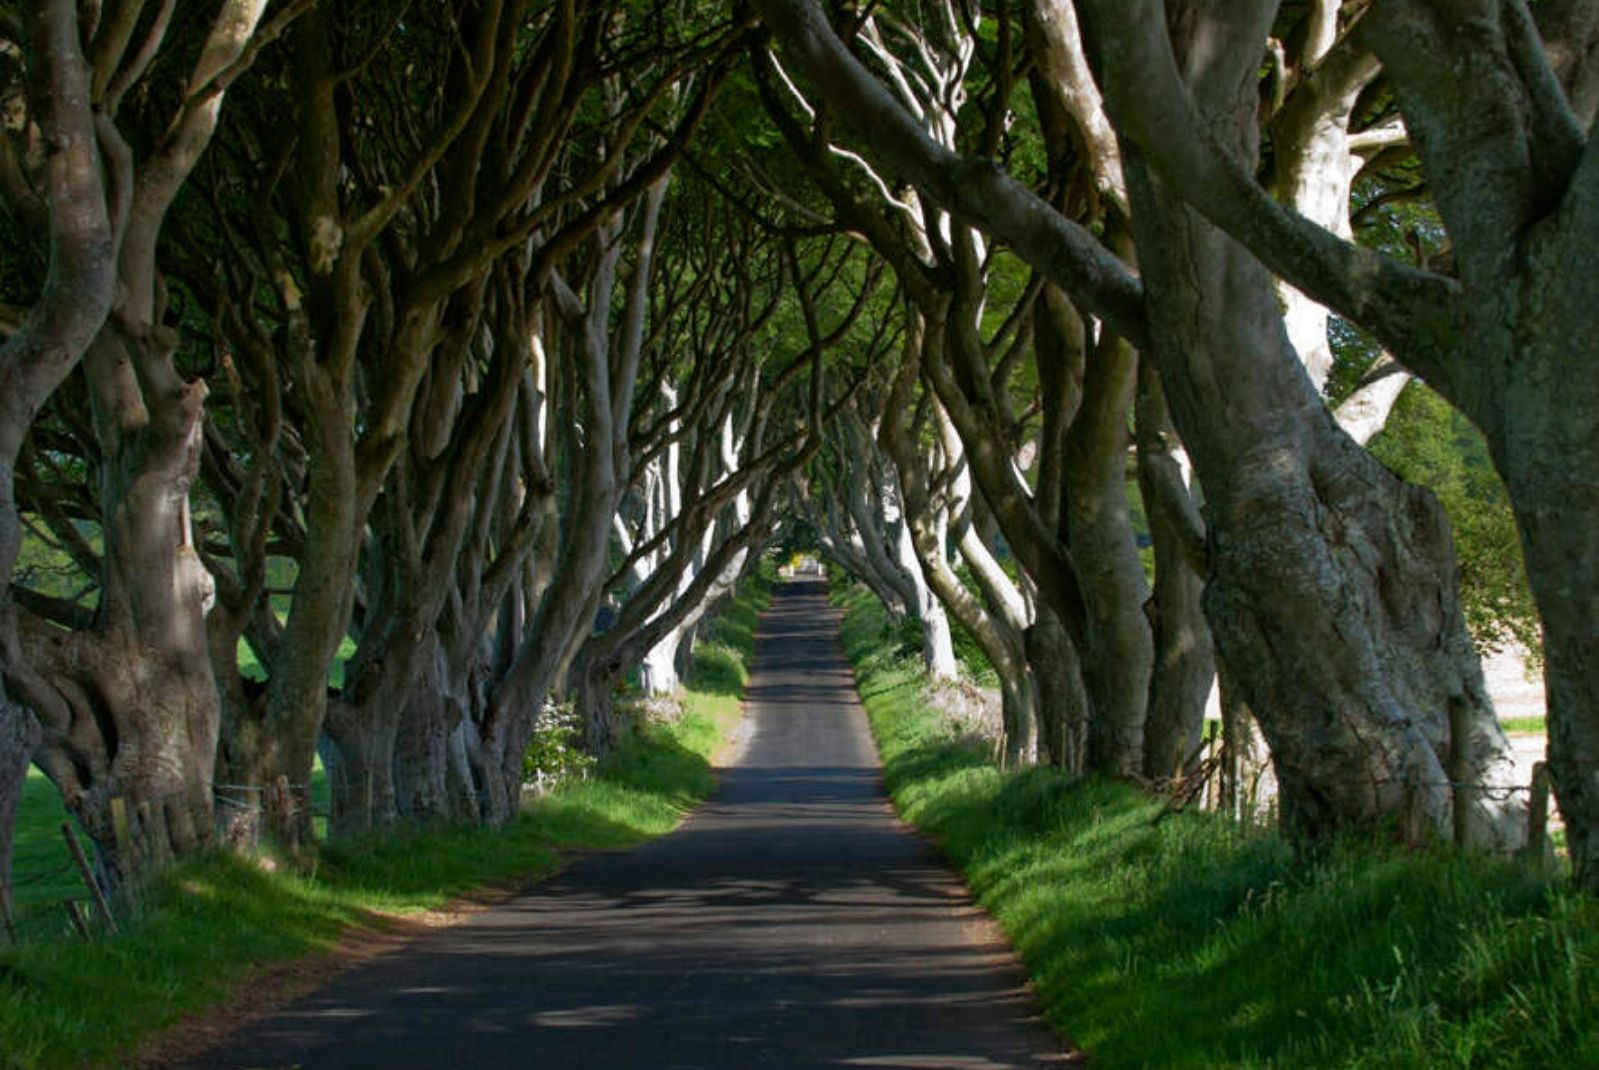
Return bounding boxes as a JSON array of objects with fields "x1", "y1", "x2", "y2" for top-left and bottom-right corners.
[{"x1": 781, "y1": 554, "x2": 825, "y2": 578}]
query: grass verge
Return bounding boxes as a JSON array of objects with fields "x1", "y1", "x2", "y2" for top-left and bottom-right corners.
[
  {"x1": 836, "y1": 582, "x2": 1597, "y2": 1070},
  {"x1": 0, "y1": 568, "x2": 772, "y2": 1070}
]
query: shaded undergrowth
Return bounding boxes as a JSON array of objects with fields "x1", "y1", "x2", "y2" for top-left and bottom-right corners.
[
  {"x1": 838, "y1": 583, "x2": 1597, "y2": 1070},
  {"x1": 0, "y1": 569, "x2": 771, "y2": 1070}
]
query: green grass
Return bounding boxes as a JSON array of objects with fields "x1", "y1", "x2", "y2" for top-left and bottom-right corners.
[
  {"x1": 7, "y1": 769, "x2": 77, "y2": 933},
  {"x1": 837, "y1": 583, "x2": 1597, "y2": 1070},
  {"x1": 1499, "y1": 716, "x2": 1545, "y2": 735},
  {"x1": 0, "y1": 568, "x2": 772, "y2": 1070}
]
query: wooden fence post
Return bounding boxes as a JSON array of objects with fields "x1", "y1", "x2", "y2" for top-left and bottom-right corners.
[
  {"x1": 1524, "y1": 760, "x2": 1553, "y2": 863},
  {"x1": 63, "y1": 899, "x2": 90, "y2": 940},
  {"x1": 61, "y1": 822, "x2": 118, "y2": 933},
  {"x1": 1, "y1": 884, "x2": 17, "y2": 946}
]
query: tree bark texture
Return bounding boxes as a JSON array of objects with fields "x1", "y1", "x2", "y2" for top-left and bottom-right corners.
[
  {"x1": 1136, "y1": 365, "x2": 1214, "y2": 781},
  {"x1": 1110, "y1": 1, "x2": 1522, "y2": 849},
  {"x1": 1065, "y1": 329, "x2": 1152, "y2": 775},
  {"x1": 0, "y1": 0, "x2": 116, "y2": 892}
]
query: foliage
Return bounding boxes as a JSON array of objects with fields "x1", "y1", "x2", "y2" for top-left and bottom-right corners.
[
  {"x1": 1368, "y1": 385, "x2": 1542, "y2": 664},
  {"x1": 521, "y1": 700, "x2": 597, "y2": 793},
  {"x1": 776, "y1": 519, "x2": 820, "y2": 558},
  {"x1": 839, "y1": 583, "x2": 1594, "y2": 1070},
  {"x1": 685, "y1": 644, "x2": 751, "y2": 698},
  {"x1": 877, "y1": 566, "x2": 998, "y2": 687}
]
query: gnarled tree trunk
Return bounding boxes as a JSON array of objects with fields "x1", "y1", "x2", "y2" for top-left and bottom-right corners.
[
  {"x1": 26, "y1": 327, "x2": 222, "y2": 881},
  {"x1": 1116, "y1": 15, "x2": 1521, "y2": 844},
  {"x1": 0, "y1": 0, "x2": 116, "y2": 896}
]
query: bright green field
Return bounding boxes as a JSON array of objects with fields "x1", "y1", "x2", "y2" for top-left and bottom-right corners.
[
  {"x1": 1499, "y1": 715, "x2": 1546, "y2": 736},
  {"x1": 0, "y1": 570, "x2": 770, "y2": 1070},
  {"x1": 836, "y1": 582, "x2": 1597, "y2": 1070}
]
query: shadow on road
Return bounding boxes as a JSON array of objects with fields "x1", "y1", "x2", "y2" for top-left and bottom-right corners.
[{"x1": 193, "y1": 580, "x2": 1068, "y2": 1070}]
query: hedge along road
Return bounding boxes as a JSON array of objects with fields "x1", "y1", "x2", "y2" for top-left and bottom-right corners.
[{"x1": 189, "y1": 579, "x2": 1070, "y2": 1069}]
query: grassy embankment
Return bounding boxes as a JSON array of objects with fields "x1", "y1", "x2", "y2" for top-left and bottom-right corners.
[
  {"x1": 837, "y1": 582, "x2": 1596, "y2": 1070},
  {"x1": 0, "y1": 568, "x2": 771, "y2": 1070}
]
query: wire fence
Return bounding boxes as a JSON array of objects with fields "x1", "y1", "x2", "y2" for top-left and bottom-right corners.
[{"x1": 1150, "y1": 739, "x2": 1569, "y2": 862}]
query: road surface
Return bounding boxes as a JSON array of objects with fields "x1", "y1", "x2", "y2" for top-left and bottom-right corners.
[{"x1": 190, "y1": 579, "x2": 1066, "y2": 1069}]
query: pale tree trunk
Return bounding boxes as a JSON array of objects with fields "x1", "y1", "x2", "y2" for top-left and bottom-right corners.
[
  {"x1": 0, "y1": 0, "x2": 116, "y2": 898},
  {"x1": 393, "y1": 636, "x2": 481, "y2": 824},
  {"x1": 1027, "y1": 608, "x2": 1089, "y2": 772},
  {"x1": 327, "y1": 273, "x2": 530, "y2": 832},
  {"x1": 1078, "y1": 1, "x2": 1573, "y2": 853},
  {"x1": 44, "y1": 323, "x2": 223, "y2": 879},
  {"x1": 808, "y1": 481, "x2": 910, "y2": 622},
  {"x1": 639, "y1": 622, "x2": 688, "y2": 698},
  {"x1": 924, "y1": 235, "x2": 1101, "y2": 736},
  {"x1": 633, "y1": 386, "x2": 705, "y2": 698},
  {"x1": 320, "y1": 703, "x2": 399, "y2": 835},
  {"x1": 1031, "y1": 0, "x2": 1199, "y2": 779},
  {"x1": 1066, "y1": 328, "x2": 1152, "y2": 775},
  {"x1": 478, "y1": 178, "x2": 670, "y2": 822},
  {"x1": 639, "y1": 518, "x2": 718, "y2": 699},
  {"x1": 1026, "y1": 287, "x2": 1092, "y2": 774},
  {"x1": 770, "y1": 17, "x2": 1024, "y2": 688},
  {"x1": 575, "y1": 461, "x2": 785, "y2": 753},
  {"x1": 881, "y1": 337, "x2": 1038, "y2": 764},
  {"x1": 1334, "y1": 362, "x2": 1413, "y2": 447},
  {"x1": 18, "y1": 0, "x2": 276, "y2": 884},
  {"x1": 1218, "y1": 663, "x2": 1273, "y2": 823},
  {"x1": 1136, "y1": 364, "x2": 1215, "y2": 780},
  {"x1": 1267, "y1": 9, "x2": 1412, "y2": 443},
  {"x1": 755, "y1": 0, "x2": 1523, "y2": 847},
  {"x1": 1103, "y1": 1, "x2": 1522, "y2": 849},
  {"x1": 202, "y1": 0, "x2": 568, "y2": 838},
  {"x1": 845, "y1": 414, "x2": 923, "y2": 620},
  {"x1": 933, "y1": 379, "x2": 1042, "y2": 764},
  {"x1": 1365, "y1": 4, "x2": 1599, "y2": 883},
  {"x1": 892, "y1": 501, "x2": 959, "y2": 683},
  {"x1": 1268, "y1": 5, "x2": 1381, "y2": 393},
  {"x1": 642, "y1": 499, "x2": 751, "y2": 698},
  {"x1": 846, "y1": 404, "x2": 955, "y2": 679},
  {"x1": 568, "y1": 219, "x2": 841, "y2": 743}
]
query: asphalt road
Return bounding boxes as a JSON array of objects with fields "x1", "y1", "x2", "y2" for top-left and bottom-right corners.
[{"x1": 193, "y1": 579, "x2": 1066, "y2": 1069}]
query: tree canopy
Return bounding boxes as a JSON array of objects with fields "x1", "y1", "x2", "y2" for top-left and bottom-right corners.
[{"x1": 2, "y1": 0, "x2": 1595, "y2": 897}]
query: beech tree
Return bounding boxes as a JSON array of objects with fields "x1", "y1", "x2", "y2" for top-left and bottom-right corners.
[
  {"x1": 753, "y1": 0, "x2": 1525, "y2": 849},
  {"x1": 877, "y1": 317, "x2": 1043, "y2": 763},
  {"x1": 3, "y1": 0, "x2": 291, "y2": 886},
  {"x1": 610, "y1": 207, "x2": 846, "y2": 700},
  {"x1": 0, "y1": 0, "x2": 116, "y2": 898},
  {"x1": 806, "y1": 411, "x2": 927, "y2": 639},
  {"x1": 4, "y1": 0, "x2": 1586, "y2": 898},
  {"x1": 169, "y1": 1, "x2": 737, "y2": 833},
  {"x1": 1078, "y1": 0, "x2": 1599, "y2": 884}
]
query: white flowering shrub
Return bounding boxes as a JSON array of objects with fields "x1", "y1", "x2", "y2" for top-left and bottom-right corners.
[{"x1": 521, "y1": 699, "x2": 597, "y2": 794}]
